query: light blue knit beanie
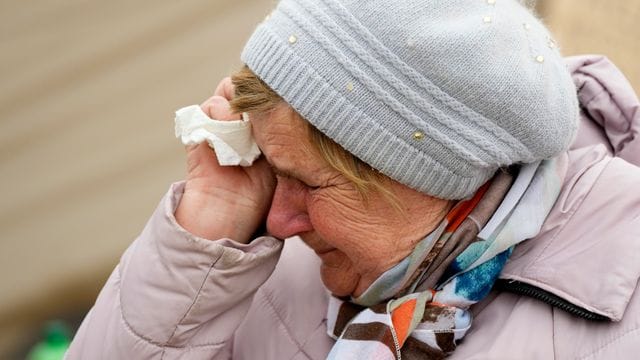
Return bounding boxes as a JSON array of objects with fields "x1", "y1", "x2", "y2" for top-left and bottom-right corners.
[{"x1": 241, "y1": 0, "x2": 579, "y2": 199}]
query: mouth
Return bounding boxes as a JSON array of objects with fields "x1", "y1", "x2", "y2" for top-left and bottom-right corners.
[
  {"x1": 314, "y1": 247, "x2": 335, "y2": 256},
  {"x1": 299, "y1": 233, "x2": 335, "y2": 256}
]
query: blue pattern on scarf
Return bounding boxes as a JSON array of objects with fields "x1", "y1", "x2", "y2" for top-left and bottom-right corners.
[{"x1": 453, "y1": 248, "x2": 513, "y2": 301}]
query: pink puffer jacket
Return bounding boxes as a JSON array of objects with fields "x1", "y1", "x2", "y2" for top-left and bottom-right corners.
[{"x1": 67, "y1": 55, "x2": 640, "y2": 359}]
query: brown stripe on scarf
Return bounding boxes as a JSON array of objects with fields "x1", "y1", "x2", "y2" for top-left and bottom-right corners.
[
  {"x1": 333, "y1": 301, "x2": 366, "y2": 337},
  {"x1": 333, "y1": 301, "x2": 389, "y2": 337},
  {"x1": 421, "y1": 303, "x2": 456, "y2": 323},
  {"x1": 341, "y1": 322, "x2": 396, "y2": 355},
  {"x1": 370, "y1": 303, "x2": 389, "y2": 314},
  {"x1": 395, "y1": 232, "x2": 451, "y2": 297},
  {"x1": 418, "y1": 221, "x2": 482, "y2": 290},
  {"x1": 436, "y1": 332, "x2": 456, "y2": 353},
  {"x1": 401, "y1": 336, "x2": 446, "y2": 360},
  {"x1": 415, "y1": 170, "x2": 514, "y2": 292}
]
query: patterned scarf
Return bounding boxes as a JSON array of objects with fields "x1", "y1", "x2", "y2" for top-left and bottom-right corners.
[{"x1": 325, "y1": 158, "x2": 566, "y2": 359}]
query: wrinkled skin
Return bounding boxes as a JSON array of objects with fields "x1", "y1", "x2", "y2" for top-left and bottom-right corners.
[{"x1": 176, "y1": 78, "x2": 452, "y2": 297}]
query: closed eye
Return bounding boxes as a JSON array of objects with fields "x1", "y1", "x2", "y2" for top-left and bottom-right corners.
[{"x1": 271, "y1": 165, "x2": 321, "y2": 190}]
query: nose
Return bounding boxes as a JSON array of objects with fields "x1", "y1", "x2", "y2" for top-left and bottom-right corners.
[{"x1": 266, "y1": 176, "x2": 313, "y2": 239}]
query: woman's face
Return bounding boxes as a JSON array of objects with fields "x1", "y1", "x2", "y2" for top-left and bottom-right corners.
[{"x1": 251, "y1": 105, "x2": 451, "y2": 297}]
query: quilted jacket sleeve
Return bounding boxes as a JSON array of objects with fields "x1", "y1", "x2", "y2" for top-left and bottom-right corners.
[{"x1": 66, "y1": 182, "x2": 283, "y2": 360}]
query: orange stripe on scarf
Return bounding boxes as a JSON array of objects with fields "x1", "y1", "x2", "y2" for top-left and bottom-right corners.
[
  {"x1": 445, "y1": 180, "x2": 491, "y2": 232},
  {"x1": 391, "y1": 298, "x2": 417, "y2": 346}
]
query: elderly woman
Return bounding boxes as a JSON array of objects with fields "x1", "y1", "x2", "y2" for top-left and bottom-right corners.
[{"x1": 67, "y1": 0, "x2": 640, "y2": 359}]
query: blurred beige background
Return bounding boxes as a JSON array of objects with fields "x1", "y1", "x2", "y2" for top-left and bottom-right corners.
[{"x1": 0, "y1": 0, "x2": 638, "y2": 358}]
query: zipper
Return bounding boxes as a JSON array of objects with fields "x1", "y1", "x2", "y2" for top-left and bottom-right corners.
[
  {"x1": 494, "y1": 279, "x2": 609, "y2": 321},
  {"x1": 391, "y1": 326, "x2": 402, "y2": 360}
]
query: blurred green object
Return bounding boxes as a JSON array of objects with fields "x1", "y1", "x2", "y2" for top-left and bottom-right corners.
[{"x1": 26, "y1": 321, "x2": 71, "y2": 360}]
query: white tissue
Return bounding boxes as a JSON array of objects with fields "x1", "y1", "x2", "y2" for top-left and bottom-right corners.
[{"x1": 174, "y1": 105, "x2": 261, "y2": 166}]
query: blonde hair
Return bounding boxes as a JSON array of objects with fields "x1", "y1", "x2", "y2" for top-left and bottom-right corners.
[{"x1": 229, "y1": 65, "x2": 398, "y2": 206}]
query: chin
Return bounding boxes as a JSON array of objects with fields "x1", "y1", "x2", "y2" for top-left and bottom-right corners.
[{"x1": 319, "y1": 262, "x2": 360, "y2": 298}]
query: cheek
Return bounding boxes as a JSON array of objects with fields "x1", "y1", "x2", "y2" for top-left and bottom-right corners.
[
  {"x1": 306, "y1": 191, "x2": 354, "y2": 246},
  {"x1": 306, "y1": 191, "x2": 379, "y2": 266}
]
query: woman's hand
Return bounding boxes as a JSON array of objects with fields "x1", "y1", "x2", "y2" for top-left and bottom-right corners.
[{"x1": 175, "y1": 78, "x2": 276, "y2": 243}]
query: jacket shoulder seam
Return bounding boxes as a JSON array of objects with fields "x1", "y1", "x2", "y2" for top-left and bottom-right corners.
[
  {"x1": 577, "y1": 326, "x2": 640, "y2": 360},
  {"x1": 116, "y1": 286, "x2": 228, "y2": 351},
  {"x1": 163, "y1": 250, "x2": 225, "y2": 345},
  {"x1": 118, "y1": 242, "x2": 226, "y2": 348},
  {"x1": 525, "y1": 156, "x2": 612, "y2": 271},
  {"x1": 259, "y1": 289, "x2": 314, "y2": 359},
  {"x1": 299, "y1": 321, "x2": 330, "y2": 352}
]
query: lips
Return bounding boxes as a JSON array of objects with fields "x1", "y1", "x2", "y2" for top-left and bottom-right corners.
[
  {"x1": 314, "y1": 247, "x2": 335, "y2": 256},
  {"x1": 299, "y1": 234, "x2": 335, "y2": 256}
]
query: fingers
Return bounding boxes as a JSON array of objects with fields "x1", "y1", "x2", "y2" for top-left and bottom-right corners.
[
  {"x1": 202, "y1": 77, "x2": 240, "y2": 120},
  {"x1": 200, "y1": 95, "x2": 240, "y2": 121},
  {"x1": 214, "y1": 77, "x2": 235, "y2": 100}
]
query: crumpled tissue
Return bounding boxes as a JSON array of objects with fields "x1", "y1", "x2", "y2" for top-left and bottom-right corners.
[{"x1": 174, "y1": 105, "x2": 261, "y2": 166}]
